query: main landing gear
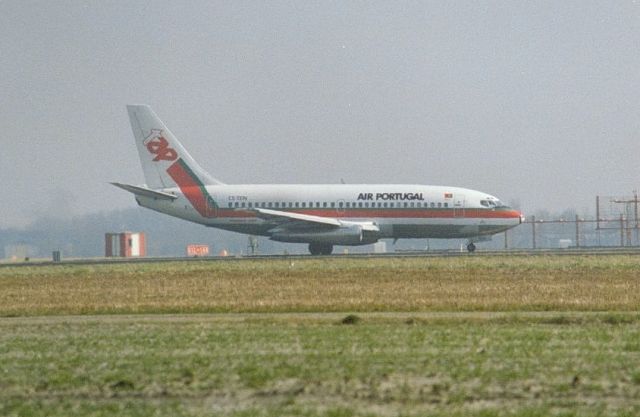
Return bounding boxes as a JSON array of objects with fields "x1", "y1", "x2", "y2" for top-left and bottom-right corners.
[
  {"x1": 308, "y1": 243, "x2": 333, "y2": 256},
  {"x1": 466, "y1": 242, "x2": 476, "y2": 253}
]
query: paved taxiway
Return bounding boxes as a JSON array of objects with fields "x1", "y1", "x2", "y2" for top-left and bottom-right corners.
[{"x1": 2, "y1": 247, "x2": 640, "y2": 268}]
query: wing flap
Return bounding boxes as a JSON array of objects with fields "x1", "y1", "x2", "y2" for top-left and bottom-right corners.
[
  {"x1": 253, "y1": 208, "x2": 342, "y2": 227},
  {"x1": 250, "y1": 208, "x2": 379, "y2": 232}
]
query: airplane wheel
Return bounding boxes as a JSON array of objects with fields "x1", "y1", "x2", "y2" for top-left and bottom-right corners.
[
  {"x1": 309, "y1": 243, "x2": 333, "y2": 256},
  {"x1": 308, "y1": 243, "x2": 321, "y2": 255},
  {"x1": 467, "y1": 243, "x2": 476, "y2": 253}
]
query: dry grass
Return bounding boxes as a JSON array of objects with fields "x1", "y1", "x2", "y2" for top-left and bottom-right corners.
[{"x1": 1, "y1": 256, "x2": 639, "y2": 316}]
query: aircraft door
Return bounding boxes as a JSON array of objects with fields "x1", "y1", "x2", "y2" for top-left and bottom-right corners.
[
  {"x1": 206, "y1": 195, "x2": 218, "y2": 218},
  {"x1": 453, "y1": 195, "x2": 465, "y2": 217},
  {"x1": 336, "y1": 199, "x2": 346, "y2": 217}
]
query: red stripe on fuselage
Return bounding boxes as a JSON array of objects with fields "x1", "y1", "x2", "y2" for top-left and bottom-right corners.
[
  {"x1": 217, "y1": 208, "x2": 521, "y2": 219},
  {"x1": 167, "y1": 161, "x2": 211, "y2": 217}
]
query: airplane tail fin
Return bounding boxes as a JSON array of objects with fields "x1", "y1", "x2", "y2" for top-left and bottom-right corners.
[{"x1": 126, "y1": 104, "x2": 224, "y2": 190}]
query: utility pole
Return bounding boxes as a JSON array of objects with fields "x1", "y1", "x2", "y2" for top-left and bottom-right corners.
[{"x1": 612, "y1": 194, "x2": 640, "y2": 246}]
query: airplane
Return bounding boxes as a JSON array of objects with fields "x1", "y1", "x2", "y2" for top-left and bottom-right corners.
[{"x1": 113, "y1": 105, "x2": 524, "y2": 255}]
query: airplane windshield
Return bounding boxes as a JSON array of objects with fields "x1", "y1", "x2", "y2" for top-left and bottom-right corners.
[{"x1": 481, "y1": 199, "x2": 509, "y2": 208}]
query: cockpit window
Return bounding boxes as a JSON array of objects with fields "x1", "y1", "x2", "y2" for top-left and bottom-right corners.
[
  {"x1": 481, "y1": 199, "x2": 508, "y2": 208},
  {"x1": 481, "y1": 200, "x2": 497, "y2": 207}
]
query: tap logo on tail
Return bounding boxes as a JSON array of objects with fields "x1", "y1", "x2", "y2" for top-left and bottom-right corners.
[
  {"x1": 144, "y1": 129, "x2": 178, "y2": 162},
  {"x1": 142, "y1": 129, "x2": 218, "y2": 218}
]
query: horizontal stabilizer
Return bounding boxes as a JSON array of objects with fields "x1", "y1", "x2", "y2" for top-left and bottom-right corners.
[{"x1": 111, "y1": 182, "x2": 178, "y2": 200}]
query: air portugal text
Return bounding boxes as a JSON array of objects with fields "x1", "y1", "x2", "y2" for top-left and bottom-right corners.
[{"x1": 357, "y1": 193, "x2": 424, "y2": 201}]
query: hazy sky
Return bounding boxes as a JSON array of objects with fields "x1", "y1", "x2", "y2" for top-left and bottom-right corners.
[{"x1": 2, "y1": 1, "x2": 639, "y2": 227}]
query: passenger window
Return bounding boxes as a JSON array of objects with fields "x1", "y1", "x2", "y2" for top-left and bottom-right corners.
[
  {"x1": 339, "y1": 202, "x2": 344, "y2": 208},
  {"x1": 437, "y1": 202, "x2": 442, "y2": 208},
  {"x1": 444, "y1": 203, "x2": 448, "y2": 208},
  {"x1": 234, "y1": 202, "x2": 239, "y2": 208},
  {"x1": 274, "y1": 202, "x2": 279, "y2": 208},
  {"x1": 378, "y1": 202, "x2": 382, "y2": 208},
  {"x1": 365, "y1": 202, "x2": 369, "y2": 208},
  {"x1": 241, "y1": 202, "x2": 246, "y2": 208},
  {"x1": 316, "y1": 202, "x2": 320, "y2": 208},
  {"x1": 248, "y1": 202, "x2": 252, "y2": 208},
  {"x1": 295, "y1": 202, "x2": 299, "y2": 208},
  {"x1": 323, "y1": 202, "x2": 327, "y2": 208},
  {"x1": 289, "y1": 202, "x2": 293, "y2": 208},
  {"x1": 430, "y1": 202, "x2": 435, "y2": 208},
  {"x1": 228, "y1": 202, "x2": 233, "y2": 208},
  {"x1": 346, "y1": 202, "x2": 350, "y2": 208},
  {"x1": 268, "y1": 202, "x2": 272, "y2": 208},
  {"x1": 358, "y1": 202, "x2": 363, "y2": 208},
  {"x1": 383, "y1": 202, "x2": 388, "y2": 208},
  {"x1": 331, "y1": 202, "x2": 335, "y2": 208},
  {"x1": 302, "y1": 202, "x2": 306, "y2": 208},
  {"x1": 410, "y1": 202, "x2": 414, "y2": 208}
]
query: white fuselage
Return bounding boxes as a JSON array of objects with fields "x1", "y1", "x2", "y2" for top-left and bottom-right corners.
[{"x1": 135, "y1": 183, "x2": 523, "y2": 243}]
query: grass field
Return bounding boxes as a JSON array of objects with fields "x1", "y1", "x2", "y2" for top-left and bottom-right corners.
[
  {"x1": 2, "y1": 313, "x2": 640, "y2": 417},
  {"x1": 1, "y1": 256, "x2": 640, "y2": 315},
  {"x1": 2, "y1": 256, "x2": 640, "y2": 416}
]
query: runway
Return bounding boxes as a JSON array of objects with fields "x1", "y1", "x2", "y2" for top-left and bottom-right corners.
[{"x1": 2, "y1": 246, "x2": 640, "y2": 268}]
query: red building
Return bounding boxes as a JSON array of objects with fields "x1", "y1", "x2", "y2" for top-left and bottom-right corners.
[{"x1": 105, "y1": 232, "x2": 146, "y2": 257}]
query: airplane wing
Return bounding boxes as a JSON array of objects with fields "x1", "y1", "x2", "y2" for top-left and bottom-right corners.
[
  {"x1": 111, "y1": 182, "x2": 178, "y2": 200},
  {"x1": 253, "y1": 208, "x2": 341, "y2": 227},
  {"x1": 249, "y1": 207, "x2": 379, "y2": 232}
]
